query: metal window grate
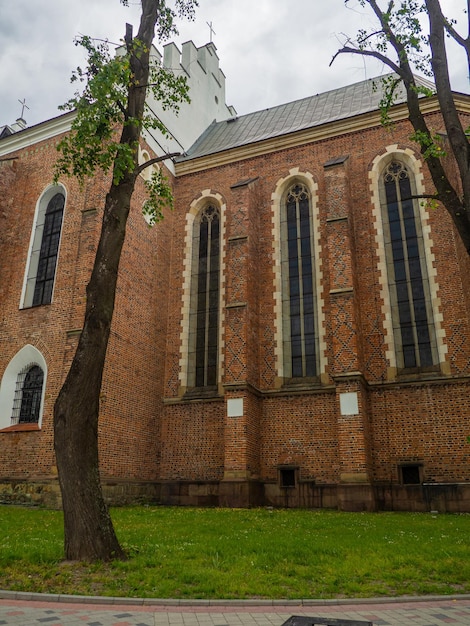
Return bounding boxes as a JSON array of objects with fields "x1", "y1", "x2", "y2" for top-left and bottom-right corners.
[{"x1": 11, "y1": 363, "x2": 44, "y2": 425}]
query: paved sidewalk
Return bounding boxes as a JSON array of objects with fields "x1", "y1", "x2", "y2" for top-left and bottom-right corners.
[{"x1": 1, "y1": 594, "x2": 470, "y2": 626}]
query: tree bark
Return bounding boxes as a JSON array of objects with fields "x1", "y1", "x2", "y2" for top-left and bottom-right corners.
[
  {"x1": 54, "y1": 0, "x2": 161, "y2": 562},
  {"x1": 426, "y1": 0, "x2": 470, "y2": 223}
]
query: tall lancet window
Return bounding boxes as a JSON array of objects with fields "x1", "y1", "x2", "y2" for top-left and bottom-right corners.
[
  {"x1": 281, "y1": 182, "x2": 318, "y2": 379},
  {"x1": 189, "y1": 205, "x2": 220, "y2": 388},
  {"x1": 381, "y1": 160, "x2": 437, "y2": 369},
  {"x1": 23, "y1": 190, "x2": 65, "y2": 308}
]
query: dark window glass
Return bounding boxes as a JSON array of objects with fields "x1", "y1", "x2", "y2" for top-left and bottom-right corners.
[
  {"x1": 284, "y1": 183, "x2": 317, "y2": 378},
  {"x1": 383, "y1": 162, "x2": 436, "y2": 369},
  {"x1": 32, "y1": 193, "x2": 64, "y2": 306},
  {"x1": 389, "y1": 220, "x2": 402, "y2": 241},
  {"x1": 280, "y1": 468, "x2": 296, "y2": 488},
  {"x1": 194, "y1": 205, "x2": 220, "y2": 387},
  {"x1": 401, "y1": 465, "x2": 421, "y2": 485}
]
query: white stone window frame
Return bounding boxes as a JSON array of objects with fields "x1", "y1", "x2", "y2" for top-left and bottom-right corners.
[
  {"x1": 271, "y1": 168, "x2": 326, "y2": 382},
  {"x1": 369, "y1": 146, "x2": 446, "y2": 376},
  {"x1": 179, "y1": 190, "x2": 226, "y2": 392},
  {"x1": 139, "y1": 146, "x2": 162, "y2": 225},
  {"x1": 138, "y1": 146, "x2": 159, "y2": 183},
  {"x1": 20, "y1": 183, "x2": 67, "y2": 309},
  {"x1": 0, "y1": 345, "x2": 47, "y2": 430}
]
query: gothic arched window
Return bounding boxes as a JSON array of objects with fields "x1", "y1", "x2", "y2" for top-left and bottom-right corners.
[
  {"x1": 189, "y1": 205, "x2": 220, "y2": 388},
  {"x1": 12, "y1": 364, "x2": 44, "y2": 425},
  {"x1": 281, "y1": 182, "x2": 318, "y2": 379},
  {"x1": 381, "y1": 160, "x2": 437, "y2": 369},
  {"x1": 23, "y1": 189, "x2": 65, "y2": 308}
]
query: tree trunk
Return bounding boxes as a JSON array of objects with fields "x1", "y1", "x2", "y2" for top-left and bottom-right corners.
[
  {"x1": 54, "y1": 181, "x2": 134, "y2": 561},
  {"x1": 426, "y1": 0, "x2": 470, "y2": 235},
  {"x1": 54, "y1": 0, "x2": 160, "y2": 561}
]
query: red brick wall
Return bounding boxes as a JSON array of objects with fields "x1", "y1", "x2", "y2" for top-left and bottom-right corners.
[
  {"x1": 0, "y1": 131, "x2": 171, "y2": 484},
  {"x1": 1, "y1": 106, "x2": 470, "y2": 508},
  {"x1": 261, "y1": 392, "x2": 338, "y2": 482},
  {"x1": 167, "y1": 111, "x2": 470, "y2": 492},
  {"x1": 159, "y1": 399, "x2": 225, "y2": 480},
  {"x1": 371, "y1": 381, "x2": 470, "y2": 483},
  {"x1": 0, "y1": 135, "x2": 90, "y2": 479}
]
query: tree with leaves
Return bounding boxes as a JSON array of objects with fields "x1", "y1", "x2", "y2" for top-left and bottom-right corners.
[
  {"x1": 332, "y1": 0, "x2": 470, "y2": 253},
  {"x1": 52, "y1": 0, "x2": 197, "y2": 562}
]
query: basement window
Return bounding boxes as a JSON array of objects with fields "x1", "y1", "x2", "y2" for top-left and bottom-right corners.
[
  {"x1": 279, "y1": 467, "x2": 296, "y2": 488},
  {"x1": 400, "y1": 464, "x2": 422, "y2": 485}
]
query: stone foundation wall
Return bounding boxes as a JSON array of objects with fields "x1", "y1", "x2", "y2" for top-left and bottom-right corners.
[
  {"x1": 0, "y1": 478, "x2": 61, "y2": 508},
  {"x1": 0, "y1": 479, "x2": 160, "y2": 509},
  {"x1": 155, "y1": 480, "x2": 470, "y2": 512},
  {"x1": 1, "y1": 478, "x2": 469, "y2": 512}
]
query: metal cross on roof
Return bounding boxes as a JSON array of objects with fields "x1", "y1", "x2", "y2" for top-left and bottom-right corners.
[
  {"x1": 206, "y1": 21, "x2": 216, "y2": 42},
  {"x1": 18, "y1": 98, "x2": 29, "y2": 119}
]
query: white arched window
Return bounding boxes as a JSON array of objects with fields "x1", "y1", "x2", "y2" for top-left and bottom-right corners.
[
  {"x1": 22, "y1": 185, "x2": 65, "y2": 308},
  {"x1": 280, "y1": 181, "x2": 319, "y2": 379},
  {"x1": 0, "y1": 345, "x2": 47, "y2": 430},
  {"x1": 188, "y1": 204, "x2": 221, "y2": 388},
  {"x1": 379, "y1": 158, "x2": 438, "y2": 370},
  {"x1": 271, "y1": 169, "x2": 324, "y2": 383}
]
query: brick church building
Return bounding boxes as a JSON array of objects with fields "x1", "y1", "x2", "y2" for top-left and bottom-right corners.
[{"x1": 1, "y1": 41, "x2": 470, "y2": 511}]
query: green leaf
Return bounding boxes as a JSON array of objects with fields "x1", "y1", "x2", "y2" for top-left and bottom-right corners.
[
  {"x1": 54, "y1": 34, "x2": 189, "y2": 189},
  {"x1": 142, "y1": 168, "x2": 174, "y2": 226}
]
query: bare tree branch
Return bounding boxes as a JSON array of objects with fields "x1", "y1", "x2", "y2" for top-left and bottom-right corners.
[
  {"x1": 330, "y1": 45, "x2": 400, "y2": 73},
  {"x1": 333, "y1": 0, "x2": 470, "y2": 253},
  {"x1": 442, "y1": 0, "x2": 470, "y2": 78},
  {"x1": 135, "y1": 151, "x2": 180, "y2": 174}
]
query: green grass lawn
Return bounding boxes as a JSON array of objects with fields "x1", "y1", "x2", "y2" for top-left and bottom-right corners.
[{"x1": 0, "y1": 506, "x2": 469, "y2": 599}]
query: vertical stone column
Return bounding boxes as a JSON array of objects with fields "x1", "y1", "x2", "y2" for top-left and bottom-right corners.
[
  {"x1": 220, "y1": 178, "x2": 262, "y2": 506},
  {"x1": 324, "y1": 157, "x2": 375, "y2": 510}
]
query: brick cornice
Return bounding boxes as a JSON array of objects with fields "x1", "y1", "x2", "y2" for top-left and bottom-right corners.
[{"x1": 0, "y1": 112, "x2": 76, "y2": 157}]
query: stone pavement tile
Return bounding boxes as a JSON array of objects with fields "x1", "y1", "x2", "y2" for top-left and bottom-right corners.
[{"x1": 2, "y1": 597, "x2": 470, "y2": 626}]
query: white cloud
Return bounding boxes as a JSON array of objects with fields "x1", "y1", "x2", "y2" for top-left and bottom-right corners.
[{"x1": 0, "y1": 0, "x2": 468, "y2": 127}]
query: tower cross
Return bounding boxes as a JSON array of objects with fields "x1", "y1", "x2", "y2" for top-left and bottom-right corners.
[
  {"x1": 206, "y1": 21, "x2": 216, "y2": 43},
  {"x1": 18, "y1": 98, "x2": 29, "y2": 119}
]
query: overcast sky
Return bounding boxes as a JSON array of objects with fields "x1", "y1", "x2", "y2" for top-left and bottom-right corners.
[{"x1": 0, "y1": 0, "x2": 468, "y2": 128}]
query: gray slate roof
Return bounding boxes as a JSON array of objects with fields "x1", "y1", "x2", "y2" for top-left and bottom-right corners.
[
  {"x1": 177, "y1": 74, "x2": 435, "y2": 162},
  {"x1": 0, "y1": 125, "x2": 14, "y2": 140}
]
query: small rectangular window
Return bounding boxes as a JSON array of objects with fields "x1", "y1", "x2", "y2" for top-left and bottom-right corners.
[
  {"x1": 400, "y1": 464, "x2": 422, "y2": 485},
  {"x1": 279, "y1": 468, "x2": 296, "y2": 488}
]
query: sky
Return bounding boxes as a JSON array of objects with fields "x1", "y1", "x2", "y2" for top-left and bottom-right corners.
[{"x1": 0, "y1": 0, "x2": 468, "y2": 128}]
